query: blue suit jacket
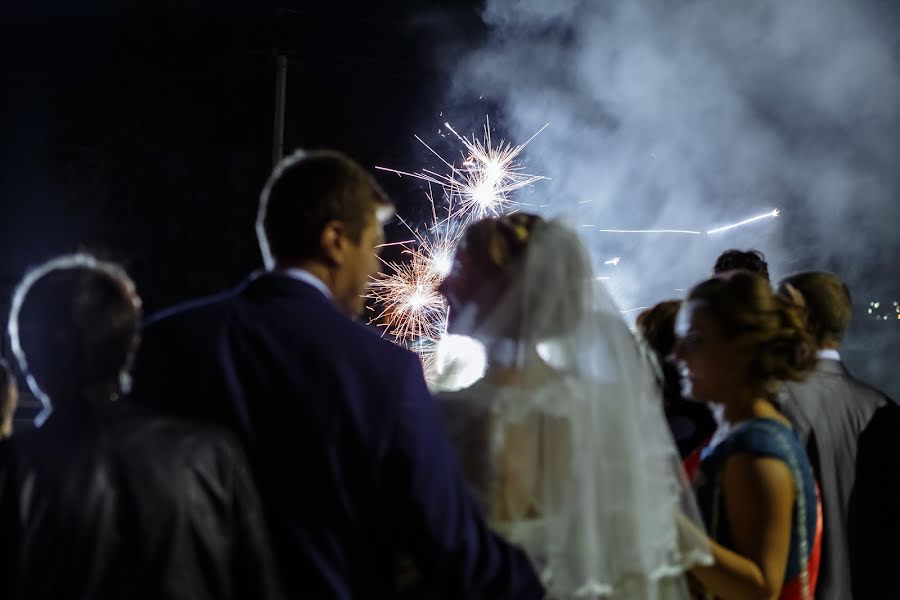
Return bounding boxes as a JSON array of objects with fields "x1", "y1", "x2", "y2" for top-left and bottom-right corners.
[{"x1": 134, "y1": 273, "x2": 543, "y2": 599}]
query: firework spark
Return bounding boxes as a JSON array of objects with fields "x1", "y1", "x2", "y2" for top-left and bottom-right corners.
[
  {"x1": 368, "y1": 247, "x2": 448, "y2": 345},
  {"x1": 376, "y1": 116, "x2": 548, "y2": 225},
  {"x1": 707, "y1": 209, "x2": 779, "y2": 235},
  {"x1": 367, "y1": 187, "x2": 461, "y2": 350}
]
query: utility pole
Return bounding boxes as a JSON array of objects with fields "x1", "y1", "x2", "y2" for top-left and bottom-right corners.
[{"x1": 272, "y1": 54, "x2": 287, "y2": 166}]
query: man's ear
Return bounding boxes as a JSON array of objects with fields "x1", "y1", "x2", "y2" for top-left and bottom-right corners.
[{"x1": 320, "y1": 220, "x2": 347, "y2": 266}]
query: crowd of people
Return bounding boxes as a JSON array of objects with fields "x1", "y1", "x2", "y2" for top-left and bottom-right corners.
[{"x1": 0, "y1": 149, "x2": 896, "y2": 599}]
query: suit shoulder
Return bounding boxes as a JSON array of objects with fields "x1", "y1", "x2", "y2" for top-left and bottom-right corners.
[
  {"x1": 329, "y1": 315, "x2": 422, "y2": 367},
  {"x1": 845, "y1": 373, "x2": 894, "y2": 407},
  {"x1": 143, "y1": 286, "x2": 241, "y2": 332}
]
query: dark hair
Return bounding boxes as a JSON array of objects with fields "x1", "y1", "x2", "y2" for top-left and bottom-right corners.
[
  {"x1": 9, "y1": 256, "x2": 141, "y2": 403},
  {"x1": 713, "y1": 249, "x2": 770, "y2": 282},
  {"x1": 778, "y1": 271, "x2": 852, "y2": 346},
  {"x1": 257, "y1": 149, "x2": 392, "y2": 264},
  {"x1": 637, "y1": 300, "x2": 683, "y2": 404},
  {"x1": 686, "y1": 271, "x2": 814, "y2": 386}
]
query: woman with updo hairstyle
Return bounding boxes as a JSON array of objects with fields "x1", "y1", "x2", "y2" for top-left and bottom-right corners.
[
  {"x1": 674, "y1": 271, "x2": 823, "y2": 600},
  {"x1": 434, "y1": 213, "x2": 711, "y2": 599}
]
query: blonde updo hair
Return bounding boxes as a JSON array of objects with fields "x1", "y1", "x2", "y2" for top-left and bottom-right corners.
[{"x1": 686, "y1": 271, "x2": 815, "y2": 387}]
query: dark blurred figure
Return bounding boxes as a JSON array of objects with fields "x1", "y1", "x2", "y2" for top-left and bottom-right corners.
[
  {"x1": 0, "y1": 255, "x2": 280, "y2": 600},
  {"x1": 0, "y1": 359, "x2": 17, "y2": 439},
  {"x1": 637, "y1": 300, "x2": 715, "y2": 479},
  {"x1": 712, "y1": 248, "x2": 770, "y2": 281},
  {"x1": 777, "y1": 271, "x2": 899, "y2": 600},
  {"x1": 135, "y1": 150, "x2": 543, "y2": 599}
]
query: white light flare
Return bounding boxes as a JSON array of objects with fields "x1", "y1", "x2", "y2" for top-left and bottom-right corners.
[{"x1": 707, "y1": 209, "x2": 779, "y2": 235}]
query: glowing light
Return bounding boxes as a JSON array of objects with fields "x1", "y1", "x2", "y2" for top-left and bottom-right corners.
[
  {"x1": 376, "y1": 116, "x2": 548, "y2": 225},
  {"x1": 368, "y1": 247, "x2": 448, "y2": 345},
  {"x1": 582, "y1": 226, "x2": 702, "y2": 234},
  {"x1": 867, "y1": 300, "x2": 899, "y2": 323},
  {"x1": 706, "y1": 209, "x2": 779, "y2": 235},
  {"x1": 604, "y1": 257, "x2": 621, "y2": 266},
  {"x1": 369, "y1": 118, "x2": 549, "y2": 369},
  {"x1": 430, "y1": 334, "x2": 488, "y2": 391}
]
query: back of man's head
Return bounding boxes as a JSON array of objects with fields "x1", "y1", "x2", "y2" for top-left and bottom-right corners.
[
  {"x1": 8, "y1": 255, "x2": 142, "y2": 409},
  {"x1": 712, "y1": 249, "x2": 770, "y2": 282},
  {"x1": 778, "y1": 271, "x2": 852, "y2": 349},
  {"x1": 257, "y1": 149, "x2": 392, "y2": 268}
]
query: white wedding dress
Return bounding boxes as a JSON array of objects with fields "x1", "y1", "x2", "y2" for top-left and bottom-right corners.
[{"x1": 434, "y1": 219, "x2": 710, "y2": 599}]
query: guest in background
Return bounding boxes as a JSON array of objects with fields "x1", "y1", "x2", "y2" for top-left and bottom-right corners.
[
  {"x1": 0, "y1": 255, "x2": 280, "y2": 600},
  {"x1": 713, "y1": 248, "x2": 770, "y2": 281},
  {"x1": 0, "y1": 359, "x2": 17, "y2": 439},
  {"x1": 675, "y1": 271, "x2": 822, "y2": 600},
  {"x1": 637, "y1": 300, "x2": 715, "y2": 480},
  {"x1": 777, "y1": 271, "x2": 899, "y2": 600}
]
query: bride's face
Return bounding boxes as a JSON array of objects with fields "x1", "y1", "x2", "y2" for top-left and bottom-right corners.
[{"x1": 674, "y1": 301, "x2": 754, "y2": 404}]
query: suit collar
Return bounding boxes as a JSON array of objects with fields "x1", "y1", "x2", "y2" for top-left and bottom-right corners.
[{"x1": 243, "y1": 271, "x2": 337, "y2": 306}]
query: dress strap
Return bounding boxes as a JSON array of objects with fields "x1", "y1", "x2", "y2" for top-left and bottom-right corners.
[{"x1": 706, "y1": 421, "x2": 811, "y2": 600}]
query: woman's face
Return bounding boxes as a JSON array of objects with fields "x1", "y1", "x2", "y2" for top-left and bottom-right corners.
[{"x1": 674, "y1": 301, "x2": 753, "y2": 404}]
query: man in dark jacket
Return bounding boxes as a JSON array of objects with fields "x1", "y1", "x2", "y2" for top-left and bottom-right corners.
[
  {"x1": 134, "y1": 149, "x2": 544, "y2": 599},
  {"x1": 0, "y1": 255, "x2": 280, "y2": 600},
  {"x1": 778, "y1": 271, "x2": 899, "y2": 599}
]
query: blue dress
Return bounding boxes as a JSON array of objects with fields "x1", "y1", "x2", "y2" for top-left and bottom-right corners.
[{"x1": 696, "y1": 417, "x2": 818, "y2": 586}]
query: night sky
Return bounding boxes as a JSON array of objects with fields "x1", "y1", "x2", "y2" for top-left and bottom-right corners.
[{"x1": 2, "y1": 1, "x2": 898, "y2": 423}]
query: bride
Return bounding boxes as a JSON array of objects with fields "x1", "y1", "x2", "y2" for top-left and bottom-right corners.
[{"x1": 434, "y1": 213, "x2": 710, "y2": 598}]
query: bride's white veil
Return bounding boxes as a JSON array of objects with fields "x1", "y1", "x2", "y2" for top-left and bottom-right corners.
[{"x1": 439, "y1": 216, "x2": 710, "y2": 598}]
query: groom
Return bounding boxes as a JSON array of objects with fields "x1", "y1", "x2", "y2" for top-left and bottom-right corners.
[{"x1": 134, "y1": 150, "x2": 543, "y2": 599}]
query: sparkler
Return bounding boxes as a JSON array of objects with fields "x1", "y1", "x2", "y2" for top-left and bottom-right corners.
[
  {"x1": 368, "y1": 246, "x2": 448, "y2": 345},
  {"x1": 376, "y1": 116, "x2": 548, "y2": 226},
  {"x1": 368, "y1": 117, "x2": 548, "y2": 360}
]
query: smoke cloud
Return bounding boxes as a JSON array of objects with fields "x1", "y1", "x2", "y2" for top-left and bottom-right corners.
[{"x1": 445, "y1": 0, "x2": 900, "y2": 395}]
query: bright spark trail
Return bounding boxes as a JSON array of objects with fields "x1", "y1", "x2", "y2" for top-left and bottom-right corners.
[
  {"x1": 707, "y1": 209, "x2": 779, "y2": 235},
  {"x1": 582, "y1": 226, "x2": 703, "y2": 235}
]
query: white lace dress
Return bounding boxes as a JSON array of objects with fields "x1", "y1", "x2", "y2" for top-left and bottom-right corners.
[{"x1": 438, "y1": 375, "x2": 706, "y2": 599}]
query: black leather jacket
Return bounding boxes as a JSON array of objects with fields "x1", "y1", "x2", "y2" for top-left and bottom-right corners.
[{"x1": 0, "y1": 403, "x2": 282, "y2": 600}]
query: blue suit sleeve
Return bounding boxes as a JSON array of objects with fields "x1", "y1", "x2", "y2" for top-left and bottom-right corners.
[{"x1": 381, "y1": 355, "x2": 544, "y2": 599}]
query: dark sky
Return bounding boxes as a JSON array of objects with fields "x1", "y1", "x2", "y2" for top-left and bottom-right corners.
[
  {"x1": 1, "y1": 1, "x2": 481, "y2": 310},
  {"x1": 2, "y1": 1, "x2": 898, "y2": 411}
]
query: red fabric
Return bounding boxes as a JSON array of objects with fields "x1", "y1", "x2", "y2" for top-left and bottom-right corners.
[
  {"x1": 778, "y1": 485, "x2": 823, "y2": 600},
  {"x1": 682, "y1": 435, "x2": 713, "y2": 482}
]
